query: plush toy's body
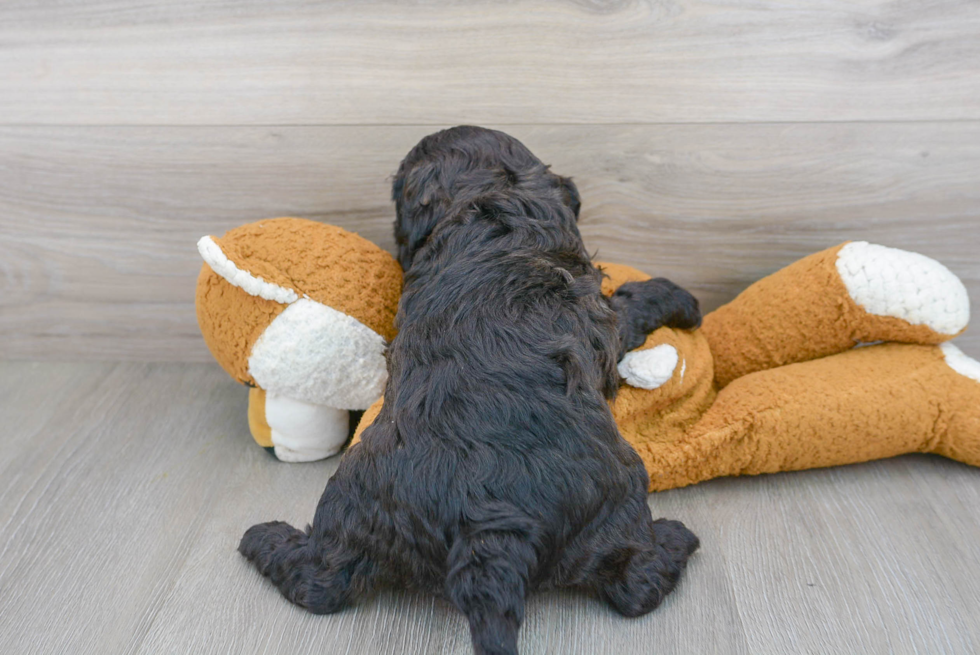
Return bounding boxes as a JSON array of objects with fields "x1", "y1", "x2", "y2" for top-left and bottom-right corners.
[
  {"x1": 603, "y1": 243, "x2": 977, "y2": 491},
  {"x1": 196, "y1": 221, "x2": 978, "y2": 491},
  {"x1": 353, "y1": 243, "x2": 978, "y2": 491}
]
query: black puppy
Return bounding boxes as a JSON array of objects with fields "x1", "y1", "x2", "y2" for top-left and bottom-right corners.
[{"x1": 240, "y1": 126, "x2": 701, "y2": 655}]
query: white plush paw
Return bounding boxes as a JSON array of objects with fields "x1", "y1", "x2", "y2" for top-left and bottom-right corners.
[
  {"x1": 941, "y1": 343, "x2": 980, "y2": 383},
  {"x1": 273, "y1": 443, "x2": 343, "y2": 463},
  {"x1": 266, "y1": 394, "x2": 349, "y2": 462},
  {"x1": 618, "y1": 344, "x2": 681, "y2": 390},
  {"x1": 836, "y1": 242, "x2": 969, "y2": 335}
]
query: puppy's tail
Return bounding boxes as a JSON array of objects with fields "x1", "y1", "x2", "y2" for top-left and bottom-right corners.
[
  {"x1": 447, "y1": 532, "x2": 537, "y2": 655},
  {"x1": 239, "y1": 520, "x2": 352, "y2": 614}
]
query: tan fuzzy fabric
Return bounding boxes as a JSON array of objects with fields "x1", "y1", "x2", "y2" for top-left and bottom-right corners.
[
  {"x1": 611, "y1": 328, "x2": 716, "y2": 448},
  {"x1": 599, "y1": 260, "x2": 716, "y2": 446},
  {"x1": 702, "y1": 243, "x2": 958, "y2": 388},
  {"x1": 208, "y1": 218, "x2": 402, "y2": 342},
  {"x1": 195, "y1": 264, "x2": 286, "y2": 385},
  {"x1": 348, "y1": 253, "x2": 977, "y2": 494},
  {"x1": 247, "y1": 387, "x2": 274, "y2": 448},
  {"x1": 351, "y1": 397, "x2": 384, "y2": 447},
  {"x1": 196, "y1": 217, "x2": 403, "y2": 390},
  {"x1": 643, "y1": 343, "x2": 980, "y2": 491}
]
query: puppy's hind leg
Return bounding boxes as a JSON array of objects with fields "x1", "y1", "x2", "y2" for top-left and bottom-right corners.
[
  {"x1": 239, "y1": 521, "x2": 373, "y2": 614},
  {"x1": 591, "y1": 516, "x2": 699, "y2": 618},
  {"x1": 445, "y1": 531, "x2": 538, "y2": 655}
]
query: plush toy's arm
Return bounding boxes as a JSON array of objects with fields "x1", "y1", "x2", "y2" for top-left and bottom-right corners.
[{"x1": 701, "y1": 242, "x2": 969, "y2": 387}]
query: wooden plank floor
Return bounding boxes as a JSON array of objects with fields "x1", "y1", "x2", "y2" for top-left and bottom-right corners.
[{"x1": 2, "y1": 361, "x2": 979, "y2": 654}]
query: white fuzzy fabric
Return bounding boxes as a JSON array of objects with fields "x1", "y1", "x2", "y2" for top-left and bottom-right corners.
[
  {"x1": 197, "y1": 235, "x2": 299, "y2": 304},
  {"x1": 265, "y1": 393, "x2": 349, "y2": 462},
  {"x1": 941, "y1": 343, "x2": 980, "y2": 383},
  {"x1": 618, "y1": 344, "x2": 680, "y2": 390},
  {"x1": 836, "y1": 242, "x2": 969, "y2": 335},
  {"x1": 248, "y1": 298, "x2": 388, "y2": 408}
]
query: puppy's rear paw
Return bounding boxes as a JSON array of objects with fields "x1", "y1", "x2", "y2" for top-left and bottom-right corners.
[
  {"x1": 652, "y1": 518, "x2": 700, "y2": 558},
  {"x1": 239, "y1": 521, "x2": 304, "y2": 565}
]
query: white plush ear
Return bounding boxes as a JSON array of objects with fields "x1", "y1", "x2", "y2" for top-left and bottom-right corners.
[
  {"x1": 197, "y1": 235, "x2": 299, "y2": 304},
  {"x1": 618, "y1": 344, "x2": 681, "y2": 390}
]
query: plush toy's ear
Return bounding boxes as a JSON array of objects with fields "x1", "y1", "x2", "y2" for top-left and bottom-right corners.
[
  {"x1": 200, "y1": 218, "x2": 402, "y2": 342},
  {"x1": 195, "y1": 241, "x2": 289, "y2": 386}
]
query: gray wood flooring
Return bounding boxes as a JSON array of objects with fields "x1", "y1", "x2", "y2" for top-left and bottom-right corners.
[{"x1": 2, "y1": 361, "x2": 979, "y2": 654}]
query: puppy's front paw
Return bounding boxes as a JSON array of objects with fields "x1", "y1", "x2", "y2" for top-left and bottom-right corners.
[
  {"x1": 612, "y1": 278, "x2": 702, "y2": 354},
  {"x1": 663, "y1": 284, "x2": 702, "y2": 331}
]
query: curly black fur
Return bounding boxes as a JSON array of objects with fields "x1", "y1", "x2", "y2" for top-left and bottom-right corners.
[{"x1": 240, "y1": 126, "x2": 700, "y2": 655}]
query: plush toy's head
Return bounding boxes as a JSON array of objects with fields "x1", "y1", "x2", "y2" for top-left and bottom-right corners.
[{"x1": 196, "y1": 217, "x2": 402, "y2": 411}]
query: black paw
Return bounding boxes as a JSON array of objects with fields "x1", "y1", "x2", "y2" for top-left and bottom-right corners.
[
  {"x1": 652, "y1": 518, "x2": 700, "y2": 558},
  {"x1": 611, "y1": 278, "x2": 702, "y2": 354},
  {"x1": 239, "y1": 521, "x2": 298, "y2": 562}
]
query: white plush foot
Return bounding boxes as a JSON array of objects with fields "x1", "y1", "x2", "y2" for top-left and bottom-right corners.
[
  {"x1": 941, "y1": 343, "x2": 980, "y2": 383},
  {"x1": 836, "y1": 242, "x2": 969, "y2": 335},
  {"x1": 265, "y1": 394, "x2": 350, "y2": 462},
  {"x1": 618, "y1": 344, "x2": 681, "y2": 390}
]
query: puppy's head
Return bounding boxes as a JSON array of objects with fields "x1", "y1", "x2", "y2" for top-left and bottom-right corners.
[{"x1": 392, "y1": 126, "x2": 581, "y2": 270}]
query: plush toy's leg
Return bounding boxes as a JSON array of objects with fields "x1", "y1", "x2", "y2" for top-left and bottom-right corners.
[
  {"x1": 638, "y1": 342, "x2": 980, "y2": 492},
  {"x1": 702, "y1": 242, "x2": 970, "y2": 387},
  {"x1": 932, "y1": 343, "x2": 980, "y2": 466},
  {"x1": 248, "y1": 387, "x2": 350, "y2": 462}
]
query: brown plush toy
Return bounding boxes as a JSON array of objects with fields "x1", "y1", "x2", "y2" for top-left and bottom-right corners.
[
  {"x1": 194, "y1": 221, "x2": 978, "y2": 489},
  {"x1": 195, "y1": 217, "x2": 402, "y2": 462},
  {"x1": 353, "y1": 242, "x2": 979, "y2": 491}
]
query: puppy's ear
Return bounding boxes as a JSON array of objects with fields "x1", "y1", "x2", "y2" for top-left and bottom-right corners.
[
  {"x1": 393, "y1": 161, "x2": 448, "y2": 270},
  {"x1": 559, "y1": 176, "x2": 582, "y2": 220}
]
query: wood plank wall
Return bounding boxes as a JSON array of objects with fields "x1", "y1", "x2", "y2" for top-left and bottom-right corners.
[{"x1": 1, "y1": 0, "x2": 978, "y2": 360}]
